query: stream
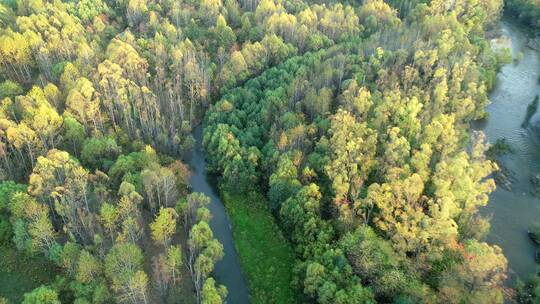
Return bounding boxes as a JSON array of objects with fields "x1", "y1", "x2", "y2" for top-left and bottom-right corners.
[
  {"x1": 188, "y1": 126, "x2": 250, "y2": 303},
  {"x1": 473, "y1": 18, "x2": 540, "y2": 282}
]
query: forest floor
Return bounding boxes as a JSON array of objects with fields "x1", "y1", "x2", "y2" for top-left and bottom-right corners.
[
  {"x1": 0, "y1": 245, "x2": 58, "y2": 302},
  {"x1": 220, "y1": 190, "x2": 298, "y2": 304}
]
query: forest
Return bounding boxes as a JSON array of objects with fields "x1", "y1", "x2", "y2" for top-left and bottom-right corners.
[{"x1": 0, "y1": 0, "x2": 533, "y2": 303}]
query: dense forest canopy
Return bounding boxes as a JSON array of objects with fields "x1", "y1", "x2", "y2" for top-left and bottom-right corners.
[
  {"x1": 203, "y1": 0, "x2": 510, "y2": 302},
  {"x1": 0, "y1": 0, "x2": 527, "y2": 302}
]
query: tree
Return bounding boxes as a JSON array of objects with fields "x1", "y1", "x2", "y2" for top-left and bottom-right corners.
[
  {"x1": 66, "y1": 77, "x2": 103, "y2": 132},
  {"x1": 0, "y1": 80, "x2": 23, "y2": 100},
  {"x1": 166, "y1": 245, "x2": 183, "y2": 285},
  {"x1": 80, "y1": 136, "x2": 121, "y2": 170},
  {"x1": 6, "y1": 122, "x2": 42, "y2": 170},
  {"x1": 366, "y1": 174, "x2": 449, "y2": 254},
  {"x1": 17, "y1": 88, "x2": 63, "y2": 151},
  {"x1": 127, "y1": 0, "x2": 148, "y2": 27},
  {"x1": 0, "y1": 180, "x2": 25, "y2": 213},
  {"x1": 152, "y1": 254, "x2": 171, "y2": 298},
  {"x1": 188, "y1": 221, "x2": 224, "y2": 303},
  {"x1": 22, "y1": 286, "x2": 60, "y2": 304},
  {"x1": 212, "y1": 15, "x2": 236, "y2": 51},
  {"x1": 59, "y1": 241, "x2": 81, "y2": 277},
  {"x1": 127, "y1": 271, "x2": 149, "y2": 304},
  {"x1": 141, "y1": 165, "x2": 178, "y2": 212},
  {"x1": 76, "y1": 250, "x2": 102, "y2": 283},
  {"x1": 9, "y1": 192, "x2": 56, "y2": 254},
  {"x1": 268, "y1": 154, "x2": 301, "y2": 211},
  {"x1": 201, "y1": 278, "x2": 227, "y2": 304},
  {"x1": 150, "y1": 207, "x2": 177, "y2": 248},
  {"x1": 0, "y1": 30, "x2": 33, "y2": 83},
  {"x1": 28, "y1": 149, "x2": 93, "y2": 243},
  {"x1": 62, "y1": 115, "x2": 86, "y2": 155},
  {"x1": 358, "y1": 0, "x2": 400, "y2": 35},
  {"x1": 340, "y1": 226, "x2": 421, "y2": 299},
  {"x1": 439, "y1": 240, "x2": 507, "y2": 304},
  {"x1": 105, "y1": 243, "x2": 148, "y2": 303},
  {"x1": 325, "y1": 109, "x2": 377, "y2": 205},
  {"x1": 100, "y1": 203, "x2": 119, "y2": 241},
  {"x1": 177, "y1": 192, "x2": 210, "y2": 233},
  {"x1": 201, "y1": 0, "x2": 223, "y2": 22},
  {"x1": 74, "y1": 0, "x2": 107, "y2": 23},
  {"x1": 27, "y1": 207, "x2": 56, "y2": 254},
  {"x1": 116, "y1": 182, "x2": 144, "y2": 244}
]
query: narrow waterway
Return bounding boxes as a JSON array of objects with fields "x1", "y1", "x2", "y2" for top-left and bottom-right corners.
[
  {"x1": 188, "y1": 126, "x2": 250, "y2": 303},
  {"x1": 473, "y1": 18, "x2": 540, "y2": 281}
]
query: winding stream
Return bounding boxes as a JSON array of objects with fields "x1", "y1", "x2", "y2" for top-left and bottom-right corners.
[
  {"x1": 188, "y1": 126, "x2": 250, "y2": 303},
  {"x1": 473, "y1": 18, "x2": 540, "y2": 281}
]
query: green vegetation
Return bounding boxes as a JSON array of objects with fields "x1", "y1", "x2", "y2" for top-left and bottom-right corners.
[
  {"x1": 505, "y1": 0, "x2": 540, "y2": 29},
  {"x1": 0, "y1": 0, "x2": 528, "y2": 302},
  {"x1": 516, "y1": 275, "x2": 540, "y2": 303},
  {"x1": 204, "y1": 0, "x2": 509, "y2": 302},
  {"x1": 515, "y1": 213, "x2": 540, "y2": 304},
  {"x1": 486, "y1": 138, "x2": 514, "y2": 159},
  {"x1": 221, "y1": 190, "x2": 297, "y2": 304},
  {"x1": 522, "y1": 95, "x2": 539, "y2": 128},
  {"x1": 0, "y1": 246, "x2": 59, "y2": 303},
  {"x1": 528, "y1": 224, "x2": 540, "y2": 244}
]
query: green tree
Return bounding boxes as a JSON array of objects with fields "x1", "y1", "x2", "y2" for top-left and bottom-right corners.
[
  {"x1": 28, "y1": 149, "x2": 92, "y2": 243},
  {"x1": 212, "y1": 15, "x2": 236, "y2": 51},
  {"x1": 0, "y1": 80, "x2": 23, "y2": 100},
  {"x1": 325, "y1": 109, "x2": 377, "y2": 206},
  {"x1": 76, "y1": 250, "x2": 102, "y2": 283},
  {"x1": 66, "y1": 77, "x2": 103, "y2": 132},
  {"x1": 22, "y1": 286, "x2": 60, "y2": 304},
  {"x1": 439, "y1": 240, "x2": 507, "y2": 304},
  {"x1": 201, "y1": 278, "x2": 227, "y2": 304},
  {"x1": 105, "y1": 243, "x2": 148, "y2": 303},
  {"x1": 166, "y1": 245, "x2": 183, "y2": 285},
  {"x1": 150, "y1": 207, "x2": 177, "y2": 248},
  {"x1": 268, "y1": 155, "x2": 301, "y2": 210},
  {"x1": 188, "y1": 221, "x2": 224, "y2": 302}
]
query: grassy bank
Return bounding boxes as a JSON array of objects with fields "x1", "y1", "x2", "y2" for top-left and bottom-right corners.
[
  {"x1": 0, "y1": 246, "x2": 59, "y2": 302},
  {"x1": 220, "y1": 190, "x2": 298, "y2": 304}
]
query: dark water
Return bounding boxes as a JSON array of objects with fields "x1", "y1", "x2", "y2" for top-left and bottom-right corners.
[
  {"x1": 473, "y1": 18, "x2": 540, "y2": 281},
  {"x1": 187, "y1": 126, "x2": 250, "y2": 303}
]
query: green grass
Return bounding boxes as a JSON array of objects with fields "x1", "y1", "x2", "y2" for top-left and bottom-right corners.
[
  {"x1": 0, "y1": 245, "x2": 59, "y2": 303},
  {"x1": 221, "y1": 190, "x2": 298, "y2": 304}
]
